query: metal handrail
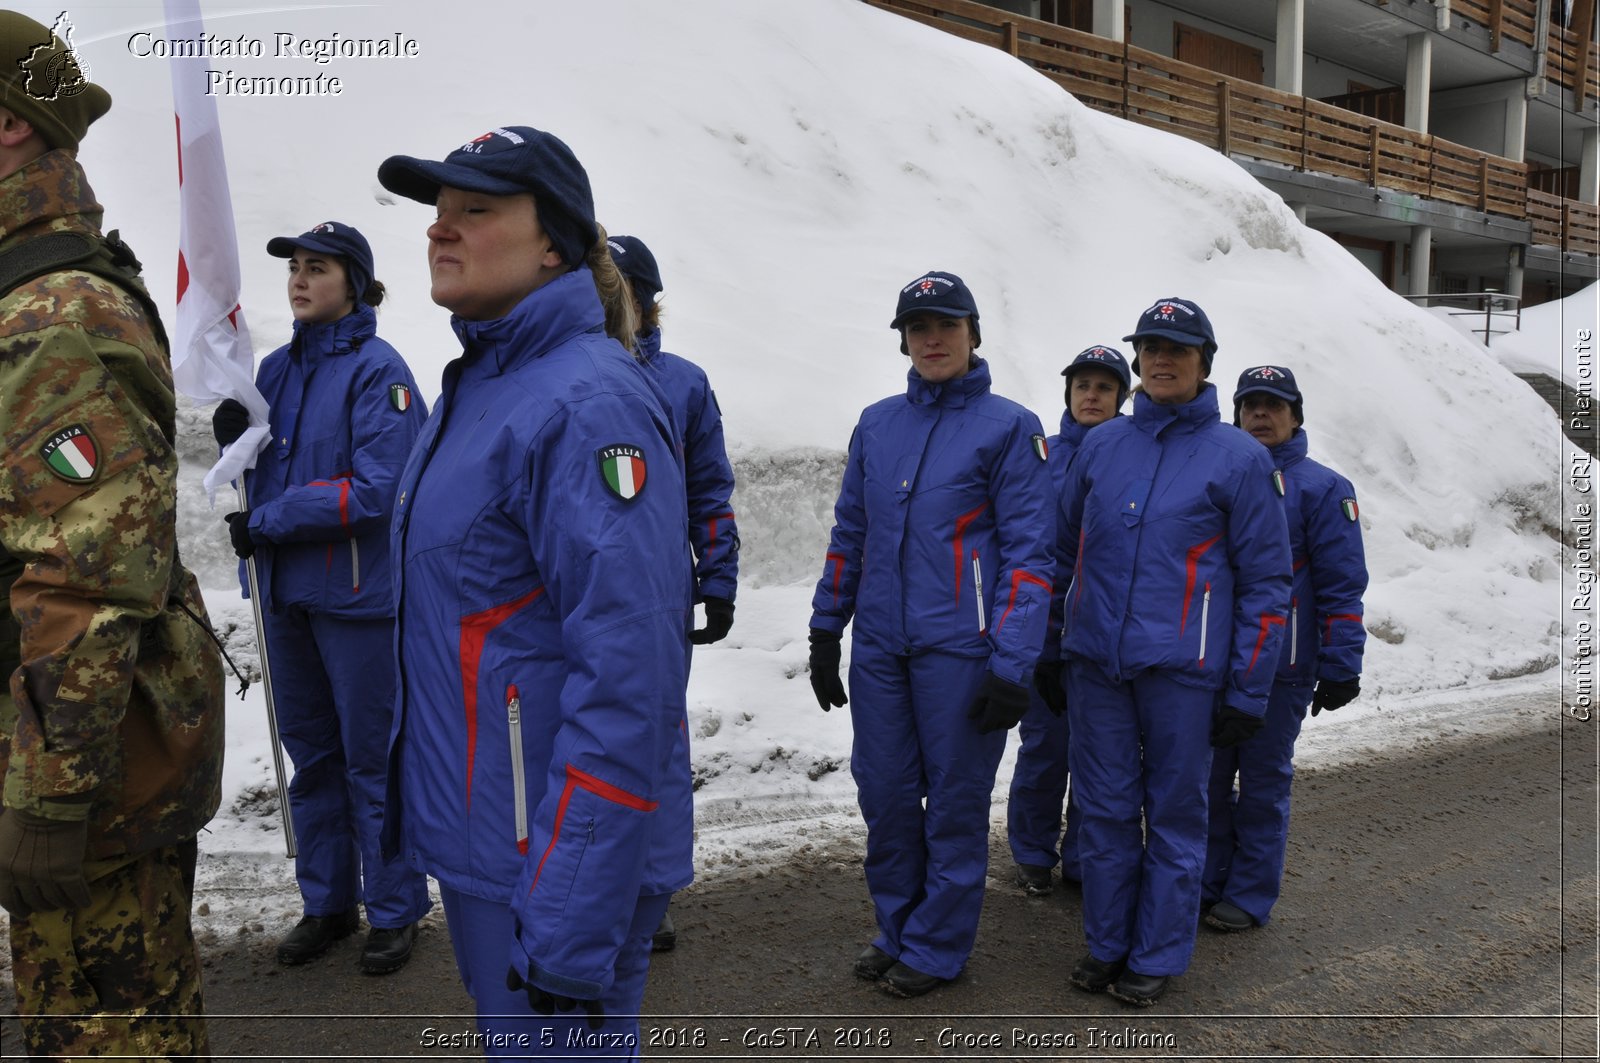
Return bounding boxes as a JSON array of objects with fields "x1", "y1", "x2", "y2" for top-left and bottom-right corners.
[{"x1": 1400, "y1": 290, "x2": 1523, "y2": 345}]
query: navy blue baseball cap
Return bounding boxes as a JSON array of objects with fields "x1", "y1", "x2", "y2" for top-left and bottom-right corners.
[
  {"x1": 267, "y1": 221, "x2": 374, "y2": 302},
  {"x1": 608, "y1": 234, "x2": 663, "y2": 301},
  {"x1": 1233, "y1": 364, "x2": 1305, "y2": 424},
  {"x1": 889, "y1": 271, "x2": 980, "y2": 330},
  {"x1": 1125, "y1": 297, "x2": 1218, "y2": 373},
  {"x1": 378, "y1": 125, "x2": 598, "y2": 266},
  {"x1": 1062, "y1": 344, "x2": 1132, "y2": 394}
]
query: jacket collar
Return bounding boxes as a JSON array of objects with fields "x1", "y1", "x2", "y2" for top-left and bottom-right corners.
[
  {"x1": 1057, "y1": 410, "x2": 1090, "y2": 448},
  {"x1": 1268, "y1": 427, "x2": 1309, "y2": 466},
  {"x1": 0, "y1": 149, "x2": 101, "y2": 246},
  {"x1": 1132, "y1": 381, "x2": 1220, "y2": 437},
  {"x1": 289, "y1": 303, "x2": 376, "y2": 361},
  {"x1": 450, "y1": 267, "x2": 606, "y2": 375},
  {"x1": 906, "y1": 357, "x2": 991, "y2": 408},
  {"x1": 635, "y1": 327, "x2": 662, "y2": 365}
]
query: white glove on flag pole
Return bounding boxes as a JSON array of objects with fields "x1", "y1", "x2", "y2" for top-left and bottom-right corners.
[{"x1": 164, "y1": 0, "x2": 268, "y2": 502}]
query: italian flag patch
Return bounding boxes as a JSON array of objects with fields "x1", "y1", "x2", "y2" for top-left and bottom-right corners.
[
  {"x1": 1272, "y1": 470, "x2": 1286, "y2": 497},
  {"x1": 1030, "y1": 434, "x2": 1048, "y2": 462},
  {"x1": 389, "y1": 384, "x2": 412, "y2": 412},
  {"x1": 40, "y1": 425, "x2": 99, "y2": 483},
  {"x1": 597, "y1": 444, "x2": 647, "y2": 501},
  {"x1": 1341, "y1": 497, "x2": 1359, "y2": 522}
]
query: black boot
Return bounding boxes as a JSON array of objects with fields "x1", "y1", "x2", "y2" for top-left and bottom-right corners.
[
  {"x1": 277, "y1": 908, "x2": 360, "y2": 965},
  {"x1": 652, "y1": 910, "x2": 677, "y2": 952},
  {"x1": 360, "y1": 922, "x2": 418, "y2": 975}
]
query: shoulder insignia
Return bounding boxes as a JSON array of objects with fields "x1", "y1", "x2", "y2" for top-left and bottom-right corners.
[
  {"x1": 1341, "y1": 497, "x2": 1359, "y2": 522},
  {"x1": 1031, "y1": 434, "x2": 1048, "y2": 462},
  {"x1": 389, "y1": 383, "x2": 412, "y2": 412},
  {"x1": 1272, "y1": 469, "x2": 1285, "y2": 497},
  {"x1": 597, "y1": 443, "x2": 647, "y2": 501},
  {"x1": 40, "y1": 424, "x2": 99, "y2": 483}
]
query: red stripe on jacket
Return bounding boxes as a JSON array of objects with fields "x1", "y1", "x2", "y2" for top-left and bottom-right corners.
[
  {"x1": 951, "y1": 503, "x2": 989, "y2": 603},
  {"x1": 824, "y1": 552, "x2": 848, "y2": 607},
  {"x1": 1246, "y1": 613, "x2": 1287, "y2": 674},
  {"x1": 529, "y1": 764, "x2": 660, "y2": 893},
  {"x1": 996, "y1": 569, "x2": 1051, "y2": 633},
  {"x1": 1180, "y1": 535, "x2": 1223, "y2": 634},
  {"x1": 456, "y1": 587, "x2": 545, "y2": 809}
]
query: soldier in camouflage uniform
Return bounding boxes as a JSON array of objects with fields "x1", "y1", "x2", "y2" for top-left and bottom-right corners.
[{"x1": 0, "y1": 11, "x2": 225, "y2": 1057}]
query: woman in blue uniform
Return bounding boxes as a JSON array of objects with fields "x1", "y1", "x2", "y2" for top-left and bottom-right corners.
[
  {"x1": 1054, "y1": 298, "x2": 1290, "y2": 1006},
  {"x1": 1007, "y1": 343, "x2": 1130, "y2": 896},
  {"x1": 609, "y1": 233, "x2": 739, "y2": 954},
  {"x1": 212, "y1": 221, "x2": 430, "y2": 974},
  {"x1": 1204, "y1": 365, "x2": 1367, "y2": 933},
  {"x1": 809, "y1": 271, "x2": 1054, "y2": 997},
  {"x1": 376, "y1": 126, "x2": 692, "y2": 1058}
]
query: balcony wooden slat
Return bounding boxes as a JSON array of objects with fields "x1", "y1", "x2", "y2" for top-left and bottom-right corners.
[{"x1": 863, "y1": 0, "x2": 1594, "y2": 254}]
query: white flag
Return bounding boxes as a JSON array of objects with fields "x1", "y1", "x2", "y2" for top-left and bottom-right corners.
[{"x1": 164, "y1": 0, "x2": 268, "y2": 502}]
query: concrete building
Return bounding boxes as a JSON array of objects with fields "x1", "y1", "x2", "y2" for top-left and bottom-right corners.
[{"x1": 871, "y1": 0, "x2": 1598, "y2": 307}]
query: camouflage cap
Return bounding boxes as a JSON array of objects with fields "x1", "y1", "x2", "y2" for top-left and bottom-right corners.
[{"x1": 0, "y1": 11, "x2": 112, "y2": 150}]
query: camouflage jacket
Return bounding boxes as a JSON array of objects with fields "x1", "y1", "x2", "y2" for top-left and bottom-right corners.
[{"x1": 0, "y1": 150, "x2": 223, "y2": 859}]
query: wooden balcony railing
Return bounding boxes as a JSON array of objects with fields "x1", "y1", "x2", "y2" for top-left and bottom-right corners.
[{"x1": 863, "y1": 0, "x2": 1597, "y2": 255}]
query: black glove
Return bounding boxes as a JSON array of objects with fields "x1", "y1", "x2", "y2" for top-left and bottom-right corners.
[
  {"x1": 212, "y1": 398, "x2": 250, "y2": 448},
  {"x1": 1211, "y1": 706, "x2": 1263, "y2": 748},
  {"x1": 807, "y1": 629, "x2": 848, "y2": 712},
  {"x1": 688, "y1": 597, "x2": 735, "y2": 645},
  {"x1": 967, "y1": 673, "x2": 1031, "y2": 734},
  {"x1": 224, "y1": 511, "x2": 256, "y2": 559},
  {"x1": 1033, "y1": 660, "x2": 1067, "y2": 717},
  {"x1": 506, "y1": 966, "x2": 603, "y2": 1030},
  {"x1": 0, "y1": 808, "x2": 91, "y2": 917},
  {"x1": 1311, "y1": 677, "x2": 1360, "y2": 716}
]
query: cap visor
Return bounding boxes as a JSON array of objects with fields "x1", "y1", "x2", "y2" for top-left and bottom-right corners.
[
  {"x1": 377, "y1": 155, "x2": 527, "y2": 205},
  {"x1": 889, "y1": 307, "x2": 974, "y2": 330},
  {"x1": 1123, "y1": 326, "x2": 1210, "y2": 349},
  {"x1": 266, "y1": 234, "x2": 345, "y2": 259},
  {"x1": 1234, "y1": 384, "x2": 1299, "y2": 403}
]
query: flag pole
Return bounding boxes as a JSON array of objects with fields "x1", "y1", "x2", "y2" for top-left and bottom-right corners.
[
  {"x1": 237, "y1": 479, "x2": 296, "y2": 857},
  {"x1": 163, "y1": 0, "x2": 294, "y2": 858}
]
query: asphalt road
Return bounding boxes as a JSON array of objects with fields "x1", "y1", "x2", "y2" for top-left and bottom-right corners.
[{"x1": 3, "y1": 703, "x2": 1595, "y2": 1062}]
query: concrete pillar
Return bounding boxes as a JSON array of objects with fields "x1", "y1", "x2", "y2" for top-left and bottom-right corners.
[
  {"x1": 1582, "y1": 126, "x2": 1599, "y2": 204},
  {"x1": 1505, "y1": 245, "x2": 1525, "y2": 303},
  {"x1": 1410, "y1": 225, "x2": 1434, "y2": 296},
  {"x1": 1288, "y1": 201, "x2": 1309, "y2": 225},
  {"x1": 1094, "y1": 0, "x2": 1124, "y2": 42},
  {"x1": 1405, "y1": 32, "x2": 1432, "y2": 132},
  {"x1": 1504, "y1": 84, "x2": 1528, "y2": 161},
  {"x1": 1276, "y1": 0, "x2": 1304, "y2": 94}
]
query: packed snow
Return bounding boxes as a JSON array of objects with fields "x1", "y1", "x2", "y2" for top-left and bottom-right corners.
[{"x1": 8, "y1": 0, "x2": 1588, "y2": 934}]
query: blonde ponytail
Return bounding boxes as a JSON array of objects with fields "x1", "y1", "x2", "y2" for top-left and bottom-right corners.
[{"x1": 586, "y1": 224, "x2": 638, "y2": 354}]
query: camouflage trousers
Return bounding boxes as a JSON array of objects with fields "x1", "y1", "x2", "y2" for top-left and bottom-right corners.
[{"x1": 8, "y1": 838, "x2": 209, "y2": 1060}]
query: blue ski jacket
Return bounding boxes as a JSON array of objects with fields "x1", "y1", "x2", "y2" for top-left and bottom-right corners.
[
  {"x1": 636, "y1": 328, "x2": 738, "y2": 602},
  {"x1": 1263, "y1": 429, "x2": 1367, "y2": 685},
  {"x1": 383, "y1": 269, "x2": 693, "y2": 1001},
  {"x1": 1040, "y1": 411, "x2": 1099, "y2": 660},
  {"x1": 1055, "y1": 384, "x2": 1291, "y2": 716},
  {"x1": 811, "y1": 360, "x2": 1055, "y2": 687},
  {"x1": 243, "y1": 303, "x2": 425, "y2": 618}
]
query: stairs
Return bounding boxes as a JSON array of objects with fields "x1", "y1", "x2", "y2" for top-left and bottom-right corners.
[{"x1": 1517, "y1": 372, "x2": 1597, "y2": 455}]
